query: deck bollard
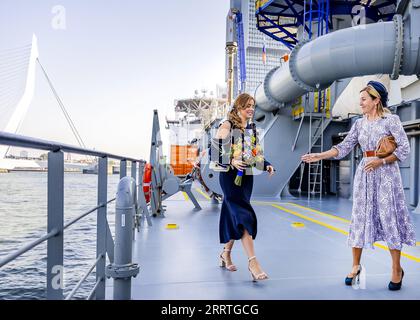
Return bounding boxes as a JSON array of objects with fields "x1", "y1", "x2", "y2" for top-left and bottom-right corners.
[{"x1": 106, "y1": 176, "x2": 139, "y2": 300}]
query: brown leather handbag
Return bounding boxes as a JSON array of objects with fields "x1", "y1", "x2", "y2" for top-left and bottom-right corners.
[{"x1": 376, "y1": 135, "x2": 397, "y2": 158}]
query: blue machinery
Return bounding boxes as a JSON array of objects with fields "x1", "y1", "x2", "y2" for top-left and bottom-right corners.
[
  {"x1": 255, "y1": 0, "x2": 397, "y2": 48},
  {"x1": 252, "y1": 0, "x2": 420, "y2": 200},
  {"x1": 202, "y1": 0, "x2": 420, "y2": 209},
  {"x1": 235, "y1": 11, "x2": 247, "y2": 93}
]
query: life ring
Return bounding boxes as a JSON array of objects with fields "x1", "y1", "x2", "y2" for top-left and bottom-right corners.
[{"x1": 143, "y1": 163, "x2": 152, "y2": 203}]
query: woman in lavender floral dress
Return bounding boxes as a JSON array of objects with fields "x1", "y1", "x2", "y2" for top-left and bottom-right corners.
[{"x1": 302, "y1": 81, "x2": 416, "y2": 290}]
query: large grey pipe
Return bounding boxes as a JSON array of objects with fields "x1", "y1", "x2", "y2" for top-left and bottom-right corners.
[
  {"x1": 106, "y1": 176, "x2": 139, "y2": 300},
  {"x1": 256, "y1": 10, "x2": 419, "y2": 111}
]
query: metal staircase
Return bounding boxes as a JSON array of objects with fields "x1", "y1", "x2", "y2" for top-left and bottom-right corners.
[
  {"x1": 307, "y1": 91, "x2": 329, "y2": 198},
  {"x1": 293, "y1": 89, "x2": 331, "y2": 198}
]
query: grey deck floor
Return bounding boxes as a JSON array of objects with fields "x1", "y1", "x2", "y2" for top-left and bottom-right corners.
[{"x1": 106, "y1": 186, "x2": 420, "y2": 300}]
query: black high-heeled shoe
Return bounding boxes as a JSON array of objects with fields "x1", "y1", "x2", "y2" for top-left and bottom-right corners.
[
  {"x1": 388, "y1": 269, "x2": 404, "y2": 291},
  {"x1": 345, "y1": 265, "x2": 361, "y2": 286}
]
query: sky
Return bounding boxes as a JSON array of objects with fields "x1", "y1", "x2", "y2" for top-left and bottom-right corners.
[{"x1": 0, "y1": 0, "x2": 230, "y2": 160}]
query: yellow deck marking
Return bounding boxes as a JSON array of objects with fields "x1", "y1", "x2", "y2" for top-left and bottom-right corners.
[
  {"x1": 271, "y1": 204, "x2": 420, "y2": 263},
  {"x1": 182, "y1": 192, "x2": 189, "y2": 201},
  {"x1": 292, "y1": 222, "x2": 305, "y2": 228},
  {"x1": 285, "y1": 202, "x2": 351, "y2": 223},
  {"x1": 195, "y1": 188, "x2": 211, "y2": 200},
  {"x1": 272, "y1": 204, "x2": 349, "y2": 236},
  {"x1": 216, "y1": 200, "x2": 419, "y2": 262}
]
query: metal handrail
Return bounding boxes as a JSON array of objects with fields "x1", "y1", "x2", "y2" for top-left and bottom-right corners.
[
  {"x1": 65, "y1": 254, "x2": 103, "y2": 300},
  {"x1": 0, "y1": 131, "x2": 144, "y2": 162},
  {"x1": 63, "y1": 199, "x2": 115, "y2": 230},
  {"x1": 87, "y1": 278, "x2": 103, "y2": 300},
  {"x1": 0, "y1": 198, "x2": 117, "y2": 269},
  {"x1": 0, "y1": 131, "x2": 146, "y2": 300},
  {"x1": 0, "y1": 229, "x2": 59, "y2": 268}
]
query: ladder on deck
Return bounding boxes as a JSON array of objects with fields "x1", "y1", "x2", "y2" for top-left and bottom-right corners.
[
  {"x1": 307, "y1": 89, "x2": 332, "y2": 199},
  {"x1": 308, "y1": 110, "x2": 324, "y2": 198}
]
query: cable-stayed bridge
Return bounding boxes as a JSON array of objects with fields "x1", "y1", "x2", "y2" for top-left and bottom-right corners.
[{"x1": 0, "y1": 35, "x2": 93, "y2": 171}]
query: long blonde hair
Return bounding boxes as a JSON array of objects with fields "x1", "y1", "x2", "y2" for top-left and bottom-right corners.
[
  {"x1": 360, "y1": 86, "x2": 391, "y2": 117},
  {"x1": 228, "y1": 93, "x2": 255, "y2": 131}
]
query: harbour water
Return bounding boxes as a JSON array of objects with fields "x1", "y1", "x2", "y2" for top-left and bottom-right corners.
[{"x1": 0, "y1": 172, "x2": 120, "y2": 299}]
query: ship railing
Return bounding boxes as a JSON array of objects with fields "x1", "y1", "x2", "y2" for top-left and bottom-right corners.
[{"x1": 0, "y1": 131, "x2": 145, "y2": 300}]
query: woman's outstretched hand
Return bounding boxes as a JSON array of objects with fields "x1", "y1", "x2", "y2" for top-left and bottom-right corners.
[
  {"x1": 266, "y1": 165, "x2": 275, "y2": 177},
  {"x1": 301, "y1": 153, "x2": 322, "y2": 163}
]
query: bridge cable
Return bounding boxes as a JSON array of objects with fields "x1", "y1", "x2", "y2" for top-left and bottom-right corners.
[{"x1": 37, "y1": 58, "x2": 88, "y2": 152}]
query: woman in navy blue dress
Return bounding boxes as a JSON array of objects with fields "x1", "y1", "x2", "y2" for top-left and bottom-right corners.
[{"x1": 215, "y1": 93, "x2": 275, "y2": 281}]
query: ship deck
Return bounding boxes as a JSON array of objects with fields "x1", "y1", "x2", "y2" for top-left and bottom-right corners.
[{"x1": 106, "y1": 185, "x2": 420, "y2": 300}]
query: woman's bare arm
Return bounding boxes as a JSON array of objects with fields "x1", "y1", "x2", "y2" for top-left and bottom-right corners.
[
  {"x1": 301, "y1": 148, "x2": 339, "y2": 163},
  {"x1": 320, "y1": 148, "x2": 339, "y2": 160}
]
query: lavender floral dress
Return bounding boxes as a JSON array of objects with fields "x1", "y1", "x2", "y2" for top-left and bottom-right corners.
[{"x1": 333, "y1": 114, "x2": 416, "y2": 250}]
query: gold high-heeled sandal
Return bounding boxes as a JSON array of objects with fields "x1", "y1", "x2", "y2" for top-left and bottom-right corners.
[
  {"x1": 248, "y1": 256, "x2": 268, "y2": 281},
  {"x1": 219, "y1": 248, "x2": 237, "y2": 271}
]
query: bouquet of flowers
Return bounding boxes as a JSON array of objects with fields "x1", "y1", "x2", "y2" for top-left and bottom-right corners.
[{"x1": 231, "y1": 134, "x2": 264, "y2": 186}]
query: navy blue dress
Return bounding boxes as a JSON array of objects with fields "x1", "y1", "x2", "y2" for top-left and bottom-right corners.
[{"x1": 218, "y1": 122, "x2": 271, "y2": 244}]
